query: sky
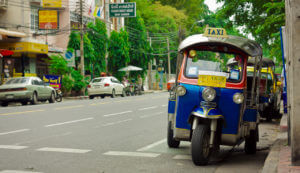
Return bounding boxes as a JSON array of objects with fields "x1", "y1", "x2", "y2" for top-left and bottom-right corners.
[{"x1": 204, "y1": 0, "x2": 224, "y2": 12}]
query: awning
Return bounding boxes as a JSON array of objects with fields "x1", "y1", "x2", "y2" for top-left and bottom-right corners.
[
  {"x1": 0, "y1": 28, "x2": 27, "y2": 38},
  {"x1": 0, "y1": 49, "x2": 14, "y2": 57},
  {"x1": 0, "y1": 42, "x2": 48, "y2": 54}
]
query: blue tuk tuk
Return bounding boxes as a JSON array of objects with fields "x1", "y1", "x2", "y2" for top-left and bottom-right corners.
[{"x1": 167, "y1": 27, "x2": 263, "y2": 165}]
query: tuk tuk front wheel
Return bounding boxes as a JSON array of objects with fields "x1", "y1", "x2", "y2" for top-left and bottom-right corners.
[
  {"x1": 244, "y1": 129, "x2": 257, "y2": 154},
  {"x1": 191, "y1": 124, "x2": 211, "y2": 166},
  {"x1": 167, "y1": 121, "x2": 180, "y2": 148}
]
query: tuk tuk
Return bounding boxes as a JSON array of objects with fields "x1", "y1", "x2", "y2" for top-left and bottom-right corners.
[
  {"x1": 247, "y1": 58, "x2": 281, "y2": 121},
  {"x1": 167, "y1": 27, "x2": 263, "y2": 165}
]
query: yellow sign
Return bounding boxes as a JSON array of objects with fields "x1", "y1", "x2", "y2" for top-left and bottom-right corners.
[
  {"x1": 203, "y1": 27, "x2": 228, "y2": 38},
  {"x1": 42, "y1": 0, "x2": 62, "y2": 8},
  {"x1": 39, "y1": 10, "x2": 58, "y2": 29},
  {"x1": 198, "y1": 75, "x2": 226, "y2": 88},
  {"x1": 0, "y1": 42, "x2": 48, "y2": 54}
]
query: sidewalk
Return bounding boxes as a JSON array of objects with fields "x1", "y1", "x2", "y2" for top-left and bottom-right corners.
[
  {"x1": 262, "y1": 114, "x2": 300, "y2": 173},
  {"x1": 63, "y1": 89, "x2": 167, "y2": 100}
]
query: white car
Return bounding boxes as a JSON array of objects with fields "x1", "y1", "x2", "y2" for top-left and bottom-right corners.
[{"x1": 87, "y1": 77, "x2": 125, "y2": 99}]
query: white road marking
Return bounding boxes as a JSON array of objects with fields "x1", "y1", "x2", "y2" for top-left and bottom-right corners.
[
  {"x1": 90, "y1": 102, "x2": 111, "y2": 106},
  {"x1": 140, "y1": 112, "x2": 164, "y2": 119},
  {"x1": 37, "y1": 147, "x2": 91, "y2": 153},
  {"x1": 0, "y1": 145, "x2": 28, "y2": 150},
  {"x1": 0, "y1": 170, "x2": 43, "y2": 173},
  {"x1": 137, "y1": 139, "x2": 167, "y2": 152},
  {"x1": 103, "y1": 111, "x2": 132, "y2": 117},
  {"x1": 173, "y1": 155, "x2": 191, "y2": 160},
  {"x1": 162, "y1": 104, "x2": 167, "y2": 107},
  {"x1": 103, "y1": 151, "x2": 160, "y2": 158},
  {"x1": 138, "y1": 106, "x2": 158, "y2": 111},
  {"x1": 0, "y1": 129, "x2": 30, "y2": 136},
  {"x1": 44, "y1": 117, "x2": 94, "y2": 127},
  {"x1": 102, "y1": 119, "x2": 132, "y2": 127}
]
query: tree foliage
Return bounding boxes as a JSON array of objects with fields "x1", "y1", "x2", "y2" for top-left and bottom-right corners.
[
  {"x1": 216, "y1": 0, "x2": 285, "y2": 64},
  {"x1": 108, "y1": 29, "x2": 130, "y2": 80},
  {"x1": 87, "y1": 19, "x2": 108, "y2": 76},
  {"x1": 126, "y1": 12, "x2": 152, "y2": 78}
]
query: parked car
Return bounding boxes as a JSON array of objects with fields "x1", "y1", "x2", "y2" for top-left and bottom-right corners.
[
  {"x1": 87, "y1": 76, "x2": 125, "y2": 99},
  {"x1": 0, "y1": 77, "x2": 56, "y2": 106}
]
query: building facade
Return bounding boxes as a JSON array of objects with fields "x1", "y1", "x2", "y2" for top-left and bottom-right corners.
[{"x1": 0, "y1": 0, "x2": 124, "y2": 84}]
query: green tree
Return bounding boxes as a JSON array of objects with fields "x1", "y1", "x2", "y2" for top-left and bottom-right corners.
[
  {"x1": 216, "y1": 0, "x2": 285, "y2": 64},
  {"x1": 108, "y1": 29, "x2": 130, "y2": 80},
  {"x1": 67, "y1": 31, "x2": 81, "y2": 68},
  {"x1": 49, "y1": 54, "x2": 70, "y2": 75},
  {"x1": 87, "y1": 19, "x2": 108, "y2": 76},
  {"x1": 126, "y1": 12, "x2": 152, "y2": 78}
]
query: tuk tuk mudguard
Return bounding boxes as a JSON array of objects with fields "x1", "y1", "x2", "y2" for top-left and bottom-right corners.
[{"x1": 191, "y1": 107, "x2": 223, "y2": 119}]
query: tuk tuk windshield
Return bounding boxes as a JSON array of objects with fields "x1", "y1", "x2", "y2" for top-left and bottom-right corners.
[{"x1": 185, "y1": 50, "x2": 243, "y2": 83}]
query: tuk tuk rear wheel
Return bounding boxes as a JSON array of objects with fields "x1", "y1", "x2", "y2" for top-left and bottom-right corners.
[
  {"x1": 167, "y1": 122, "x2": 180, "y2": 148},
  {"x1": 191, "y1": 124, "x2": 211, "y2": 166},
  {"x1": 244, "y1": 129, "x2": 257, "y2": 154}
]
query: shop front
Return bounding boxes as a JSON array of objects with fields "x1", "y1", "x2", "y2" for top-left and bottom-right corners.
[{"x1": 0, "y1": 41, "x2": 48, "y2": 83}]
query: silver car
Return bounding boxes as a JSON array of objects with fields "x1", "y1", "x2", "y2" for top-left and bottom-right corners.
[
  {"x1": 0, "y1": 77, "x2": 56, "y2": 106},
  {"x1": 87, "y1": 77, "x2": 125, "y2": 99}
]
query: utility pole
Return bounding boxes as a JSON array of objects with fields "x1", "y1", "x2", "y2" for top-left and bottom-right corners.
[
  {"x1": 79, "y1": 0, "x2": 84, "y2": 77},
  {"x1": 167, "y1": 37, "x2": 171, "y2": 81},
  {"x1": 148, "y1": 34, "x2": 152, "y2": 89}
]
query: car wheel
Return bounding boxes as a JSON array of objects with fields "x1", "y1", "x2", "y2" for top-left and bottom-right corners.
[
  {"x1": 111, "y1": 89, "x2": 116, "y2": 98},
  {"x1": 101, "y1": 95, "x2": 105, "y2": 99},
  {"x1": 21, "y1": 101, "x2": 28, "y2": 106},
  {"x1": 121, "y1": 89, "x2": 126, "y2": 97},
  {"x1": 1, "y1": 102, "x2": 8, "y2": 107},
  {"x1": 49, "y1": 92, "x2": 55, "y2": 103},
  {"x1": 31, "y1": 92, "x2": 38, "y2": 105},
  {"x1": 89, "y1": 95, "x2": 94, "y2": 99}
]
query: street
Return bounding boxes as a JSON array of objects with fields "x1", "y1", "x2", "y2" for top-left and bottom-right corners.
[{"x1": 0, "y1": 92, "x2": 279, "y2": 173}]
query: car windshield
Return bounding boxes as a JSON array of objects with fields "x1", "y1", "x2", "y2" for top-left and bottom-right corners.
[
  {"x1": 185, "y1": 50, "x2": 243, "y2": 83},
  {"x1": 92, "y1": 78, "x2": 104, "y2": 83},
  {"x1": 5, "y1": 78, "x2": 29, "y2": 85}
]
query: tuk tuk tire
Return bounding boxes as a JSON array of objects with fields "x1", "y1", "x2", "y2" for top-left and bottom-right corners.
[
  {"x1": 191, "y1": 124, "x2": 211, "y2": 166},
  {"x1": 167, "y1": 122, "x2": 180, "y2": 148},
  {"x1": 244, "y1": 130, "x2": 257, "y2": 154}
]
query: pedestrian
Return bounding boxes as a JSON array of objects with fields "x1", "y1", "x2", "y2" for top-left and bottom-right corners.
[{"x1": 137, "y1": 74, "x2": 143, "y2": 91}]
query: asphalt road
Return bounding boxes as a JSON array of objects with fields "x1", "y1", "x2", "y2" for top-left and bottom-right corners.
[{"x1": 0, "y1": 92, "x2": 279, "y2": 173}]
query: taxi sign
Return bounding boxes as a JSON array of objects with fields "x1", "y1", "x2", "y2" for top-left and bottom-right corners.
[
  {"x1": 198, "y1": 75, "x2": 226, "y2": 88},
  {"x1": 203, "y1": 27, "x2": 228, "y2": 38}
]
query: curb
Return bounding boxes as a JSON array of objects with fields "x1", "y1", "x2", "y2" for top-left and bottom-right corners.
[
  {"x1": 261, "y1": 138, "x2": 286, "y2": 173},
  {"x1": 280, "y1": 115, "x2": 288, "y2": 132}
]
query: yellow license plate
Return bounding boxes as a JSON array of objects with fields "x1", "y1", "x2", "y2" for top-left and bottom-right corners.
[{"x1": 198, "y1": 75, "x2": 226, "y2": 88}]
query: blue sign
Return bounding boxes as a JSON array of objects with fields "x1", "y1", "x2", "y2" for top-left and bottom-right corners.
[
  {"x1": 43, "y1": 75, "x2": 61, "y2": 89},
  {"x1": 65, "y1": 51, "x2": 73, "y2": 60}
]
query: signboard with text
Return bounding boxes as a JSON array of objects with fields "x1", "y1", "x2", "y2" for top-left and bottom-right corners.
[
  {"x1": 42, "y1": 0, "x2": 62, "y2": 8},
  {"x1": 109, "y1": 2, "x2": 136, "y2": 18},
  {"x1": 43, "y1": 75, "x2": 61, "y2": 89},
  {"x1": 39, "y1": 10, "x2": 58, "y2": 30}
]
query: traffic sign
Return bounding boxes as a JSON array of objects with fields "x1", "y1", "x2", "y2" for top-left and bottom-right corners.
[{"x1": 109, "y1": 2, "x2": 136, "y2": 18}]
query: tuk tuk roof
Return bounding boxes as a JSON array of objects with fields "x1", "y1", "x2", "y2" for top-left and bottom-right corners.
[
  {"x1": 248, "y1": 58, "x2": 275, "y2": 67},
  {"x1": 178, "y1": 34, "x2": 263, "y2": 57},
  {"x1": 227, "y1": 57, "x2": 275, "y2": 67}
]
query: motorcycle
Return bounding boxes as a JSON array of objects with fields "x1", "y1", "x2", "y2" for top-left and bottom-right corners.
[{"x1": 55, "y1": 88, "x2": 62, "y2": 102}]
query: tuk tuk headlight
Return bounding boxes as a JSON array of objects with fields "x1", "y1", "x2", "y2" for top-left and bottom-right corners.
[
  {"x1": 202, "y1": 87, "x2": 216, "y2": 102},
  {"x1": 233, "y1": 93, "x2": 244, "y2": 104},
  {"x1": 176, "y1": 85, "x2": 186, "y2": 96}
]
